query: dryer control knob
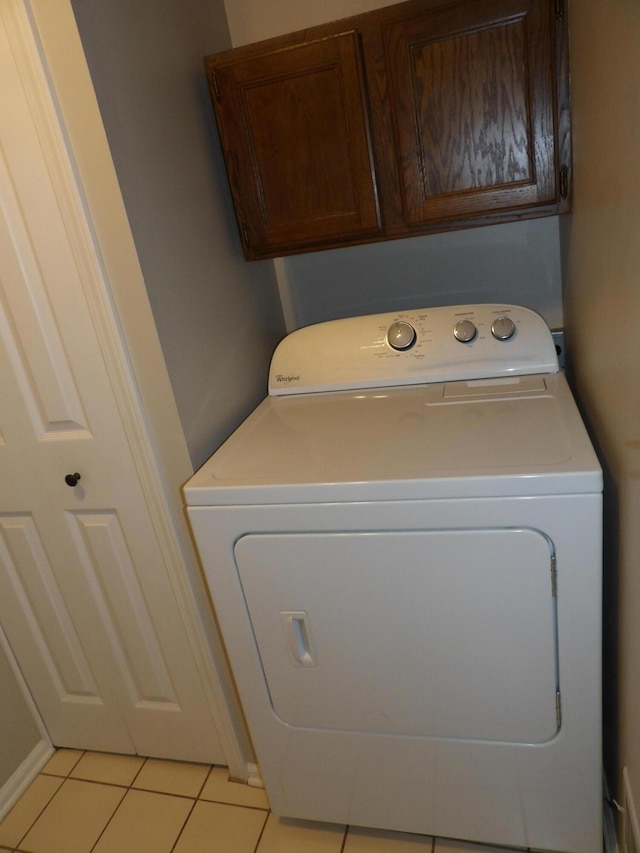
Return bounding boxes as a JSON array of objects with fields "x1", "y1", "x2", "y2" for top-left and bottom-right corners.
[
  {"x1": 491, "y1": 316, "x2": 516, "y2": 341},
  {"x1": 387, "y1": 321, "x2": 416, "y2": 351},
  {"x1": 453, "y1": 319, "x2": 477, "y2": 343}
]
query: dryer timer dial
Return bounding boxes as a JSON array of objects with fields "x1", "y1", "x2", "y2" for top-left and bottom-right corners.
[{"x1": 387, "y1": 321, "x2": 416, "y2": 351}]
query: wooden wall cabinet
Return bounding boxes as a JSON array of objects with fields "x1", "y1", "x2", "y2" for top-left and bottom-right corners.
[{"x1": 205, "y1": 0, "x2": 570, "y2": 260}]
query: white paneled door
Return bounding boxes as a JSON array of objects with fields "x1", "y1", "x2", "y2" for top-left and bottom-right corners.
[{"x1": 0, "y1": 4, "x2": 224, "y2": 762}]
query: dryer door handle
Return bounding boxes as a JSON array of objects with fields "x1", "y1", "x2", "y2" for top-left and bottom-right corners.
[{"x1": 280, "y1": 611, "x2": 316, "y2": 667}]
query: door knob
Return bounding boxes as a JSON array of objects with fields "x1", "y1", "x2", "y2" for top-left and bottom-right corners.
[{"x1": 65, "y1": 472, "x2": 81, "y2": 487}]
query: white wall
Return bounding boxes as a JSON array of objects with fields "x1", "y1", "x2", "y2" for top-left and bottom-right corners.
[
  {"x1": 224, "y1": 0, "x2": 402, "y2": 46},
  {"x1": 563, "y1": 0, "x2": 640, "y2": 828},
  {"x1": 0, "y1": 641, "x2": 41, "y2": 789},
  {"x1": 224, "y1": 0, "x2": 564, "y2": 332},
  {"x1": 70, "y1": 0, "x2": 286, "y2": 468}
]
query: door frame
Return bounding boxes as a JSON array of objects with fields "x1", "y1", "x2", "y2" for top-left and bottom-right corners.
[{"x1": 1, "y1": 0, "x2": 250, "y2": 778}]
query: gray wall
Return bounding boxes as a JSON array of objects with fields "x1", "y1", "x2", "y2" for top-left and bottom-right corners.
[
  {"x1": 0, "y1": 641, "x2": 40, "y2": 788},
  {"x1": 70, "y1": 0, "x2": 285, "y2": 469},
  {"x1": 279, "y1": 218, "x2": 563, "y2": 331}
]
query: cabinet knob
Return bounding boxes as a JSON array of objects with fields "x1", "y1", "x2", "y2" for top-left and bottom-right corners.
[{"x1": 65, "y1": 473, "x2": 81, "y2": 487}]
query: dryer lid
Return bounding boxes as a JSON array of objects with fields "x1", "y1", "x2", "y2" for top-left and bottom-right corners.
[{"x1": 184, "y1": 372, "x2": 602, "y2": 506}]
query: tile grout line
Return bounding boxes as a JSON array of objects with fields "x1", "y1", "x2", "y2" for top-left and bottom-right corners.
[
  {"x1": 167, "y1": 796, "x2": 200, "y2": 853},
  {"x1": 12, "y1": 749, "x2": 87, "y2": 852},
  {"x1": 128, "y1": 754, "x2": 147, "y2": 790},
  {"x1": 13, "y1": 751, "x2": 137, "y2": 853},
  {"x1": 251, "y1": 808, "x2": 271, "y2": 853},
  {"x1": 38, "y1": 757, "x2": 272, "y2": 808},
  {"x1": 196, "y1": 762, "x2": 215, "y2": 801},
  {"x1": 19, "y1": 754, "x2": 213, "y2": 852},
  {"x1": 66, "y1": 754, "x2": 269, "y2": 852},
  {"x1": 86, "y1": 783, "x2": 129, "y2": 853},
  {"x1": 101, "y1": 754, "x2": 144, "y2": 852},
  {"x1": 195, "y1": 764, "x2": 270, "y2": 812},
  {"x1": 83, "y1": 753, "x2": 197, "y2": 853}
]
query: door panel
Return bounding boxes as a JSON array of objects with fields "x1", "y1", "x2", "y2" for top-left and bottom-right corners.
[
  {"x1": 67, "y1": 511, "x2": 179, "y2": 708},
  {"x1": 0, "y1": 512, "x2": 132, "y2": 751},
  {"x1": 236, "y1": 528, "x2": 559, "y2": 744},
  {"x1": 0, "y1": 153, "x2": 89, "y2": 437},
  {"x1": 0, "y1": 514, "x2": 101, "y2": 698}
]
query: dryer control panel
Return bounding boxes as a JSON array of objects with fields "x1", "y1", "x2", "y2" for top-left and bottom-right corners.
[{"x1": 269, "y1": 304, "x2": 559, "y2": 395}]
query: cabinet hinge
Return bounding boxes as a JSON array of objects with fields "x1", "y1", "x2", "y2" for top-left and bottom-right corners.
[
  {"x1": 559, "y1": 165, "x2": 569, "y2": 200},
  {"x1": 210, "y1": 70, "x2": 221, "y2": 102},
  {"x1": 551, "y1": 553, "x2": 558, "y2": 598},
  {"x1": 555, "y1": 0, "x2": 564, "y2": 22},
  {"x1": 556, "y1": 690, "x2": 562, "y2": 728}
]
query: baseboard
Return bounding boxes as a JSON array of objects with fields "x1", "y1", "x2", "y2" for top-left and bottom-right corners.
[
  {"x1": 246, "y1": 762, "x2": 264, "y2": 789},
  {"x1": 0, "y1": 739, "x2": 54, "y2": 822}
]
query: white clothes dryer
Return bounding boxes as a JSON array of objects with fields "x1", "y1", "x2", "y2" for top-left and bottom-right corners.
[{"x1": 185, "y1": 304, "x2": 602, "y2": 853}]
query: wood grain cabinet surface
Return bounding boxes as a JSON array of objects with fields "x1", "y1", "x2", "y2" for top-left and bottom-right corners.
[{"x1": 205, "y1": 0, "x2": 570, "y2": 260}]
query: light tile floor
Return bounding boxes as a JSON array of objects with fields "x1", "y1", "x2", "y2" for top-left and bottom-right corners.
[{"x1": 0, "y1": 750, "x2": 532, "y2": 853}]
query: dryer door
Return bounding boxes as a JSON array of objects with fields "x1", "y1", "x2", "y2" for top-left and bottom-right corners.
[{"x1": 235, "y1": 527, "x2": 559, "y2": 744}]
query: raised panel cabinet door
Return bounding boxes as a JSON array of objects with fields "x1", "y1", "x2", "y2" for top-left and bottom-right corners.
[
  {"x1": 207, "y1": 32, "x2": 381, "y2": 259},
  {"x1": 384, "y1": 0, "x2": 558, "y2": 224}
]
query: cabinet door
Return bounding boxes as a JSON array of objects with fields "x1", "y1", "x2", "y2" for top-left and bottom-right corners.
[
  {"x1": 384, "y1": 0, "x2": 557, "y2": 224},
  {"x1": 208, "y1": 32, "x2": 381, "y2": 259}
]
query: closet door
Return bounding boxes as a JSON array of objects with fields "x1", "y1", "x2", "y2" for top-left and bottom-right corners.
[{"x1": 0, "y1": 3, "x2": 222, "y2": 761}]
